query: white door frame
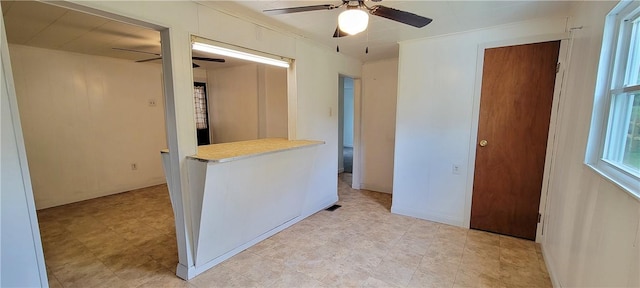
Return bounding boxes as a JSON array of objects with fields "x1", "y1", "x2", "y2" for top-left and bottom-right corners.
[
  {"x1": 464, "y1": 33, "x2": 570, "y2": 242},
  {"x1": 1, "y1": 9, "x2": 48, "y2": 286},
  {"x1": 352, "y1": 77, "x2": 363, "y2": 189},
  {"x1": 5, "y1": 0, "x2": 200, "y2": 280}
]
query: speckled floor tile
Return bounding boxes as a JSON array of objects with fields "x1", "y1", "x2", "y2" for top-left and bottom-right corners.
[
  {"x1": 372, "y1": 258, "x2": 419, "y2": 287},
  {"x1": 453, "y1": 267, "x2": 503, "y2": 288},
  {"x1": 500, "y1": 263, "x2": 553, "y2": 288},
  {"x1": 188, "y1": 264, "x2": 259, "y2": 288},
  {"x1": 265, "y1": 268, "x2": 326, "y2": 288},
  {"x1": 361, "y1": 276, "x2": 401, "y2": 288},
  {"x1": 38, "y1": 174, "x2": 551, "y2": 288},
  {"x1": 407, "y1": 270, "x2": 455, "y2": 288}
]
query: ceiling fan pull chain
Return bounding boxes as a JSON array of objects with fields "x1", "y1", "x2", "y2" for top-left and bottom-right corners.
[
  {"x1": 365, "y1": 26, "x2": 369, "y2": 54},
  {"x1": 336, "y1": 30, "x2": 340, "y2": 53}
]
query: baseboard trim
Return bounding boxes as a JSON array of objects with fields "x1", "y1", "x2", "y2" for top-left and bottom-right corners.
[
  {"x1": 360, "y1": 183, "x2": 392, "y2": 194},
  {"x1": 391, "y1": 205, "x2": 464, "y2": 227},
  {"x1": 301, "y1": 195, "x2": 339, "y2": 218},
  {"x1": 190, "y1": 216, "x2": 302, "y2": 279},
  {"x1": 175, "y1": 263, "x2": 193, "y2": 280},
  {"x1": 181, "y1": 195, "x2": 338, "y2": 280},
  {"x1": 36, "y1": 179, "x2": 167, "y2": 209}
]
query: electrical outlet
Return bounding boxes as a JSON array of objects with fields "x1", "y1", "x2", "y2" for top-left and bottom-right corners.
[
  {"x1": 131, "y1": 163, "x2": 138, "y2": 170},
  {"x1": 452, "y1": 164, "x2": 461, "y2": 175},
  {"x1": 148, "y1": 99, "x2": 157, "y2": 107}
]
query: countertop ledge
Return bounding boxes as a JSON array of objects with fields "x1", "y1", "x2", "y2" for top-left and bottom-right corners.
[{"x1": 162, "y1": 138, "x2": 324, "y2": 163}]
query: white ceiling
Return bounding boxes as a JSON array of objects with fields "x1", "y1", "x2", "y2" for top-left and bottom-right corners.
[
  {"x1": 1, "y1": 0, "x2": 574, "y2": 64},
  {"x1": 1, "y1": 0, "x2": 161, "y2": 61},
  {"x1": 0, "y1": 0, "x2": 244, "y2": 69},
  {"x1": 200, "y1": 0, "x2": 574, "y2": 61}
]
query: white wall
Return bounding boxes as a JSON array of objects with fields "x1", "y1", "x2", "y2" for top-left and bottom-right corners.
[
  {"x1": 293, "y1": 38, "x2": 361, "y2": 215},
  {"x1": 9, "y1": 44, "x2": 167, "y2": 209},
  {"x1": 207, "y1": 63, "x2": 287, "y2": 143},
  {"x1": 360, "y1": 59, "x2": 398, "y2": 193},
  {"x1": 193, "y1": 67, "x2": 208, "y2": 83},
  {"x1": 1, "y1": 9, "x2": 47, "y2": 285},
  {"x1": 393, "y1": 18, "x2": 567, "y2": 226},
  {"x1": 263, "y1": 65, "x2": 288, "y2": 138},
  {"x1": 208, "y1": 64, "x2": 259, "y2": 143},
  {"x1": 542, "y1": 1, "x2": 640, "y2": 287}
]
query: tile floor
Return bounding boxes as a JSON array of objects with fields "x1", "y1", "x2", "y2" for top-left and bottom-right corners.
[{"x1": 38, "y1": 173, "x2": 551, "y2": 288}]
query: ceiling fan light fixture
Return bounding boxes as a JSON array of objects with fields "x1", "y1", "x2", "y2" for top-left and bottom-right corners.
[{"x1": 338, "y1": 8, "x2": 369, "y2": 35}]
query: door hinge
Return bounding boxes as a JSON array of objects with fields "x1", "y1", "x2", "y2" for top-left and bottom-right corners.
[
  {"x1": 556, "y1": 63, "x2": 560, "y2": 73},
  {"x1": 538, "y1": 213, "x2": 542, "y2": 223}
]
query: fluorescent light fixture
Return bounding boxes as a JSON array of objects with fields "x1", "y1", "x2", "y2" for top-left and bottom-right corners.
[
  {"x1": 192, "y1": 42, "x2": 290, "y2": 68},
  {"x1": 338, "y1": 8, "x2": 369, "y2": 35}
]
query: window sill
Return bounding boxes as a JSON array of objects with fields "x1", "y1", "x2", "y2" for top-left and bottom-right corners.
[{"x1": 585, "y1": 163, "x2": 640, "y2": 202}]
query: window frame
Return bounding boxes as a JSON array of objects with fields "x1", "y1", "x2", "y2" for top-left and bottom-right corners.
[{"x1": 587, "y1": 0, "x2": 640, "y2": 198}]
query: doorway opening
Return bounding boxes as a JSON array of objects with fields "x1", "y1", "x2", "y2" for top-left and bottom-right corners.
[
  {"x1": 340, "y1": 76, "x2": 355, "y2": 175},
  {"x1": 3, "y1": 1, "x2": 179, "y2": 286},
  {"x1": 338, "y1": 74, "x2": 361, "y2": 189}
]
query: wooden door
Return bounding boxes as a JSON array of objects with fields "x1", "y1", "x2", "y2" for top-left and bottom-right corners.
[{"x1": 470, "y1": 41, "x2": 560, "y2": 240}]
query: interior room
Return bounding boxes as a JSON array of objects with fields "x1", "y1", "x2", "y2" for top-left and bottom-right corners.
[
  {"x1": 201, "y1": 59, "x2": 288, "y2": 144},
  {"x1": 2, "y1": 1, "x2": 638, "y2": 288},
  {"x1": 191, "y1": 40, "x2": 290, "y2": 145}
]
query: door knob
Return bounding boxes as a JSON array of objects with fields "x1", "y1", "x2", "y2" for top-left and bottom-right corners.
[{"x1": 479, "y1": 140, "x2": 488, "y2": 147}]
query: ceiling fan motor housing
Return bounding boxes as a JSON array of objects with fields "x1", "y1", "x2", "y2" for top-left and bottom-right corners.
[
  {"x1": 263, "y1": 0, "x2": 433, "y2": 38},
  {"x1": 346, "y1": 1, "x2": 362, "y2": 7}
]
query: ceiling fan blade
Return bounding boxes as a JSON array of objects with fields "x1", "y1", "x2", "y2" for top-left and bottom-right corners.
[
  {"x1": 192, "y1": 56, "x2": 225, "y2": 63},
  {"x1": 136, "y1": 57, "x2": 163, "y2": 63},
  {"x1": 264, "y1": 4, "x2": 338, "y2": 15},
  {"x1": 112, "y1": 47, "x2": 160, "y2": 56},
  {"x1": 192, "y1": 63, "x2": 200, "y2": 68},
  {"x1": 370, "y1": 5, "x2": 432, "y2": 28},
  {"x1": 333, "y1": 26, "x2": 348, "y2": 38}
]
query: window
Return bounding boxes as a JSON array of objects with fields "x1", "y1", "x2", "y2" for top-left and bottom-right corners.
[
  {"x1": 194, "y1": 82, "x2": 211, "y2": 146},
  {"x1": 588, "y1": 1, "x2": 640, "y2": 197},
  {"x1": 194, "y1": 84, "x2": 208, "y2": 130}
]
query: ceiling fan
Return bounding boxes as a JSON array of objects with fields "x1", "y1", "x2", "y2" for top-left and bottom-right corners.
[
  {"x1": 112, "y1": 48, "x2": 225, "y2": 68},
  {"x1": 263, "y1": 0, "x2": 432, "y2": 38}
]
